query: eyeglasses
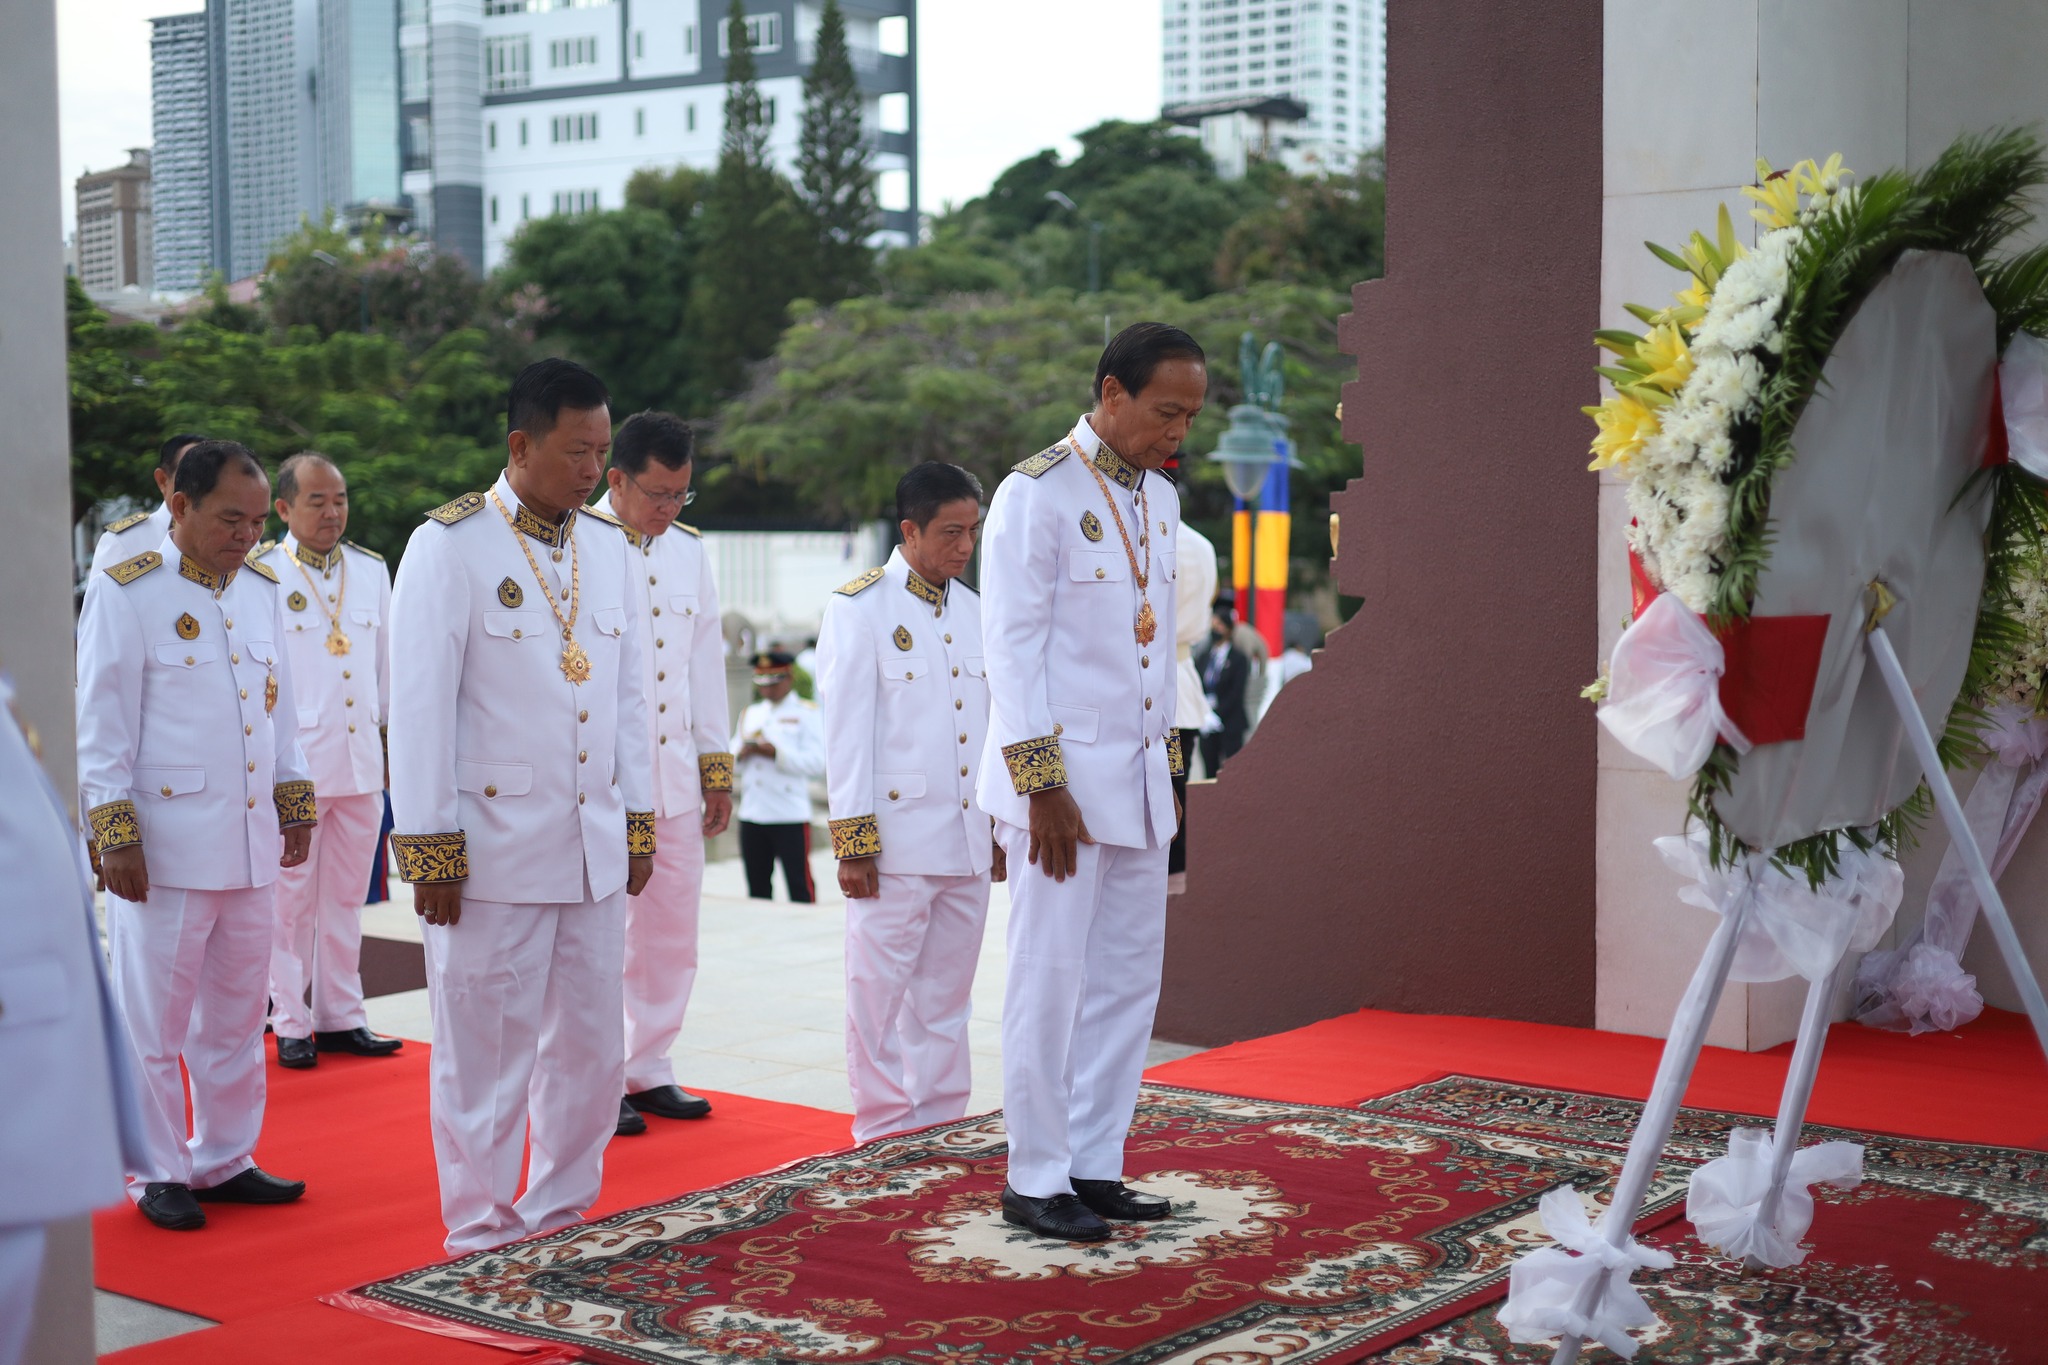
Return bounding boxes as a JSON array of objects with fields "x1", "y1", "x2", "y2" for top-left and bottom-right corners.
[{"x1": 624, "y1": 470, "x2": 697, "y2": 511}]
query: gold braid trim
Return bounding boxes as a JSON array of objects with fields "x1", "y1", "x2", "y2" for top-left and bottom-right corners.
[
  {"x1": 698, "y1": 751, "x2": 734, "y2": 791},
  {"x1": 1002, "y1": 735, "x2": 1068, "y2": 795},
  {"x1": 392, "y1": 832, "x2": 468, "y2": 883},
  {"x1": 829, "y1": 814, "x2": 881, "y2": 859},
  {"x1": 273, "y1": 780, "x2": 318, "y2": 828},
  {"x1": 1166, "y1": 730, "x2": 1186, "y2": 779},
  {"x1": 89, "y1": 800, "x2": 142, "y2": 854},
  {"x1": 627, "y1": 811, "x2": 657, "y2": 857}
]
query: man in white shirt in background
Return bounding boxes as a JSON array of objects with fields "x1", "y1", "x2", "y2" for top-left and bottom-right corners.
[
  {"x1": 252, "y1": 453, "x2": 403, "y2": 1069},
  {"x1": 594, "y1": 411, "x2": 735, "y2": 1136},
  {"x1": 731, "y1": 653, "x2": 827, "y2": 903},
  {"x1": 89, "y1": 433, "x2": 205, "y2": 575},
  {"x1": 817, "y1": 462, "x2": 1002, "y2": 1143}
]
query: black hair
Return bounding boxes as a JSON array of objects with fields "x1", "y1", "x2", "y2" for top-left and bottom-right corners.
[
  {"x1": 173, "y1": 440, "x2": 267, "y2": 504},
  {"x1": 1093, "y1": 322, "x2": 1205, "y2": 403},
  {"x1": 896, "y1": 461, "x2": 984, "y2": 529},
  {"x1": 275, "y1": 451, "x2": 340, "y2": 504},
  {"x1": 611, "y1": 410, "x2": 694, "y2": 474},
  {"x1": 159, "y1": 433, "x2": 207, "y2": 471},
  {"x1": 507, "y1": 358, "x2": 610, "y2": 438}
]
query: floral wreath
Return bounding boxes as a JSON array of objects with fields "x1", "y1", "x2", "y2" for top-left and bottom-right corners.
[{"x1": 1586, "y1": 131, "x2": 2048, "y2": 879}]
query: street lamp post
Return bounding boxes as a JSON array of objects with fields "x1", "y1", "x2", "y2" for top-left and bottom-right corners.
[
  {"x1": 1043, "y1": 190, "x2": 1103, "y2": 294},
  {"x1": 1203, "y1": 334, "x2": 1300, "y2": 656}
]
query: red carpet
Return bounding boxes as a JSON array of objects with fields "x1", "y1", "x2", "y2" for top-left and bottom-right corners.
[{"x1": 100, "y1": 1009, "x2": 2048, "y2": 1361}]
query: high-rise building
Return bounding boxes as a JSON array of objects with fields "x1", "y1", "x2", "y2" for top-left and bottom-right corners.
[
  {"x1": 1161, "y1": 0, "x2": 1385, "y2": 172},
  {"x1": 76, "y1": 150, "x2": 155, "y2": 295},
  {"x1": 223, "y1": 0, "x2": 322, "y2": 280},
  {"x1": 319, "y1": 0, "x2": 404, "y2": 216},
  {"x1": 150, "y1": 11, "x2": 215, "y2": 293}
]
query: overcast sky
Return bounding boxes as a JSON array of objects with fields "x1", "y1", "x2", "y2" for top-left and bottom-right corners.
[{"x1": 56, "y1": 0, "x2": 1162, "y2": 238}]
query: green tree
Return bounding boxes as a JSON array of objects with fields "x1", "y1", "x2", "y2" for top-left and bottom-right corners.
[
  {"x1": 259, "y1": 214, "x2": 492, "y2": 357},
  {"x1": 66, "y1": 277, "x2": 166, "y2": 523},
  {"x1": 797, "y1": 0, "x2": 878, "y2": 302},
  {"x1": 1216, "y1": 154, "x2": 1387, "y2": 292}
]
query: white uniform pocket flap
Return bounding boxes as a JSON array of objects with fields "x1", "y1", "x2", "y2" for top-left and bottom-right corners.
[
  {"x1": 242, "y1": 640, "x2": 277, "y2": 668},
  {"x1": 1048, "y1": 703, "x2": 1100, "y2": 743},
  {"x1": 484, "y1": 610, "x2": 545, "y2": 641},
  {"x1": 296, "y1": 705, "x2": 322, "y2": 730},
  {"x1": 591, "y1": 606, "x2": 626, "y2": 636},
  {"x1": 1160, "y1": 548, "x2": 1178, "y2": 583},
  {"x1": 1067, "y1": 548, "x2": 1127, "y2": 583},
  {"x1": 134, "y1": 766, "x2": 206, "y2": 798},
  {"x1": 876, "y1": 773, "x2": 927, "y2": 801},
  {"x1": 884, "y1": 656, "x2": 930, "y2": 682},
  {"x1": 456, "y1": 759, "x2": 533, "y2": 797},
  {"x1": 349, "y1": 606, "x2": 381, "y2": 627},
  {"x1": 669, "y1": 593, "x2": 700, "y2": 619},
  {"x1": 153, "y1": 642, "x2": 219, "y2": 668},
  {"x1": 963, "y1": 656, "x2": 987, "y2": 678},
  {"x1": 0, "y1": 957, "x2": 70, "y2": 1030}
]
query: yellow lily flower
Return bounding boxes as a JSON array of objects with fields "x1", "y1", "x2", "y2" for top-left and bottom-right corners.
[
  {"x1": 1586, "y1": 391, "x2": 1660, "y2": 473},
  {"x1": 1635, "y1": 322, "x2": 1694, "y2": 393},
  {"x1": 1676, "y1": 274, "x2": 1712, "y2": 311},
  {"x1": 1743, "y1": 157, "x2": 1802, "y2": 229},
  {"x1": 1795, "y1": 153, "x2": 1849, "y2": 195}
]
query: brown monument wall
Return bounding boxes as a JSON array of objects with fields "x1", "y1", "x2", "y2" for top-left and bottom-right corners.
[{"x1": 1156, "y1": 0, "x2": 1605, "y2": 1045}]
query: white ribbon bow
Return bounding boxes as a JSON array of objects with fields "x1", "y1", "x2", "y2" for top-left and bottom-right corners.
[
  {"x1": 1497, "y1": 1187, "x2": 1674, "y2": 1359},
  {"x1": 1598, "y1": 592, "x2": 1753, "y2": 780},
  {"x1": 1687, "y1": 1127, "x2": 1863, "y2": 1266},
  {"x1": 1657, "y1": 830, "x2": 1900, "y2": 984}
]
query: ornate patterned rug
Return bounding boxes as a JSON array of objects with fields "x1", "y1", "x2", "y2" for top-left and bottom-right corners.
[{"x1": 333, "y1": 1080, "x2": 1697, "y2": 1364}]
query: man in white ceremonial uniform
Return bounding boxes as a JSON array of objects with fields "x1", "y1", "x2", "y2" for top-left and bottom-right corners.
[
  {"x1": 388, "y1": 359, "x2": 656, "y2": 1256},
  {"x1": 731, "y1": 653, "x2": 827, "y2": 902},
  {"x1": 252, "y1": 453, "x2": 403, "y2": 1069},
  {"x1": 978, "y1": 323, "x2": 1208, "y2": 1242},
  {"x1": 818, "y1": 462, "x2": 1004, "y2": 1144},
  {"x1": 89, "y1": 433, "x2": 204, "y2": 575},
  {"x1": 0, "y1": 675, "x2": 144, "y2": 1362},
  {"x1": 594, "y1": 411, "x2": 734, "y2": 1136},
  {"x1": 77, "y1": 440, "x2": 318, "y2": 1232}
]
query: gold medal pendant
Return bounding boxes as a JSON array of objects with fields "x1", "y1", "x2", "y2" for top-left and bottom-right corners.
[
  {"x1": 326, "y1": 624, "x2": 352, "y2": 656},
  {"x1": 264, "y1": 671, "x2": 279, "y2": 715},
  {"x1": 1136, "y1": 601, "x2": 1159, "y2": 645},
  {"x1": 560, "y1": 636, "x2": 592, "y2": 685}
]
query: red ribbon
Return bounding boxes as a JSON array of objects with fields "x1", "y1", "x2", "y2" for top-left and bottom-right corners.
[{"x1": 1984, "y1": 367, "x2": 2009, "y2": 468}]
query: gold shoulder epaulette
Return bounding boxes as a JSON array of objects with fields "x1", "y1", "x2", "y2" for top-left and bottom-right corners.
[
  {"x1": 1013, "y1": 444, "x2": 1071, "y2": 478},
  {"x1": 672, "y1": 519, "x2": 703, "y2": 538},
  {"x1": 579, "y1": 505, "x2": 625, "y2": 530},
  {"x1": 425, "y1": 492, "x2": 485, "y2": 525},
  {"x1": 835, "y1": 567, "x2": 885, "y2": 596},
  {"x1": 105, "y1": 510, "x2": 152, "y2": 535},
  {"x1": 244, "y1": 558, "x2": 280, "y2": 584},
  {"x1": 104, "y1": 551, "x2": 162, "y2": 585},
  {"x1": 345, "y1": 539, "x2": 384, "y2": 561},
  {"x1": 246, "y1": 540, "x2": 277, "y2": 564}
]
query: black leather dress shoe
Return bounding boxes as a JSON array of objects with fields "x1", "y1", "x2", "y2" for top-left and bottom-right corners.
[
  {"x1": 616, "y1": 1097, "x2": 648, "y2": 1137},
  {"x1": 315, "y1": 1027, "x2": 404, "y2": 1056},
  {"x1": 194, "y1": 1167, "x2": 305, "y2": 1204},
  {"x1": 1072, "y1": 1178, "x2": 1172, "y2": 1221},
  {"x1": 1000, "y1": 1185, "x2": 1112, "y2": 1242},
  {"x1": 626, "y1": 1085, "x2": 713, "y2": 1120},
  {"x1": 139, "y1": 1183, "x2": 205, "y2": 1230},
  {"x1": 275, "y1": 1036, "x2": 318, "y2": 1069}
]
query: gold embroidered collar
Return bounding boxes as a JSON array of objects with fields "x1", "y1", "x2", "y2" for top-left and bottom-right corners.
[
  {"x1": 1090, "y1": 445, "x2": 1143, "y2": 491},
  {"x1": 291, "y1": 541, "x2": 343, "y2": 572},
  {"x1": 905, "y1": 569, "x2": 944, "y2": 608},
  {"x1": 511, "y1": 502, "x2": 569, "y2": 547},
  {"x1": 177, "y1": 555, "x2": 234, "y2": 594}
]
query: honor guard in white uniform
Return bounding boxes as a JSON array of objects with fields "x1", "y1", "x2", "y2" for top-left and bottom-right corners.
[
  {"x1": 731, "y1": 654, "x2": 827, "y2": 902},
  {"x1": 817, "y1": 463, "x2": 1002, "y2": 1143},
  {"x1": 251, "y1": 454, "x2": 403, "y2": 1069},
  {"x1": 76, "y1": 441, "x2": 318, "y2": 1232},
  {"x1": 388, "y1": 360, "x2": 656, "y2": 1256},
  {"x1": 0, "y1": 676, "x2": 144, "y2": 1362},
  {"x1": 88, "y1": 434, "x2": 204, "y2": 576},
  {"x1": 595, "y1": 412, "x2": 734, "y2": 1136},
  {"x1": 977, "y1": 324, "x2": 1208, "y2": 1242}
]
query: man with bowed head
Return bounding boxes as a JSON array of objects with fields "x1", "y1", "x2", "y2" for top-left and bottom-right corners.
[
  {"x1": 388, "y1": 358, "x2": 655, "y2": 1255},
  {"x1": 76, "y1": 439, "x2": 318, "y2": 1230},
  {"x1": 979, "y1": 323, "x2": 1206, "y2": 1240}
]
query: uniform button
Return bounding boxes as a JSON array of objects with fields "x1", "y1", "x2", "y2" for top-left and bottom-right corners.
[
  {"x1": 954, "y1": 699, "x2": 963, "y2": 710},
  {"x1": 656, "y1": 639, "x2": 664, "y2": 648},
  {"x1": 348, "y1": 724, "x2": 356, "y2": 733},
  {"x1": 551, "y1": 549, "x2": 564, "y2": 562},
  {"x1": 653, "y1": 606, "x2": 662, "y2": 616},
  {"x1": 1142, "y1": 656, "x2": 1150, "y2": 667},
  {"x1": 1145, "y1": 737, "x2": 1152, "y2": 748},
  {"x1": 934, "y1": 608, "x2": 942, "y2": 619},
  {"x1": 160, "y1": 786, "x2": 173, "y2": 798},
  {"x1": 484, "y1": 784, "x2": 498, "y2": 798},
  {"x1": 247, "y1": 761, "x2": 255, "y2": 772},
  {"x1": 905, "y1": 672, "x2": 914, "y2": 681},
  {"x1": 512, "y1": 629, "x2": 524, "y2": 639},
  {"x1": 648, "y1": 575, "x2": 657, "y2": 584},
  {"x1": 579, "y1": 749, "x2": 588, "y2": 762},
  {"x1": 1145, "y1": 697, "x2": 1153, "y2": 709},
  {"x1": 657, "y1": 670, "x2": 666, "y2": 681},
  {"x1": 231, "y1": 652, "x2": 240, "y2": 663},
  {"x1": 888, "y1": 790, "x2": 899, "y2": 801},
  {"x1": 658, "y1": 702, "x2": 667, "y2": 713},
  {"x1": 944, "y1": 633, "x2": 952, "y2": 643},
  {"x1": 951, "y1": 667, "x2": 959, "y2": 677},
  {"x1": 961, "y1": 799, "x2": 970, "y2": 809},
  {"x1": 342, "y1": 670, "x2": 351, "y2": 679},
  {"x1": 579, "y1": 710, "x2": 589, "y2": 722},
  {"x1": 247, "y1": 797, "x2": 256, "y2": 809},
  {"x1": 346, "y1": 697, "x2": 355, "y2": 707},
  {"x1": 685, "y1": 607, "x2": 694, "y2": 616},
  {"x1": 958, "y1": 732, "x2": 967, "y2": 744},
  {"x1": 224, "y1": 617, "x2": 233, "y2": 628},
  {"x1": 1053, "y1": 723, "x2": 1064, "y2": 736},
  {"x1": 578, "y1": 792, "x2": 586, "y2": 805},
  {"x1": 1095, "y1": 569, "x2": 1105, "y2": 579},
  {"x1": 660, "y1": 735, "x2": 668, "y2": 744},
  {"x1": 960, "y1": 765, "x2": 969, "y2": 777},
  {"x1": 245, "y1": 724, "x2": 253, "y2": 736},
  {"x1": 185, "y1": 656, "x2": 196, "y2": 666},
  {"x1": 240, "y1": 688, "x2": 248, "y2": 699}
]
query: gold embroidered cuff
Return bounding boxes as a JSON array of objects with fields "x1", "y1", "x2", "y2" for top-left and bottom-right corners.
[
  {"x1": 391, "y1": 832, "x2": 468, "y2": 883},
  {"x1": 1002, "y1": 735, "x2": 1068, "y2": 795},
  {"x1": 698, "y1": 752, "x2": 734, "y2": 791},
  {"x1": 1166, "y1": 730, "x2": 1186, "y2": 779},
  {"x1": 273, "y1": 780, "x2": 318, "y2": 828},
  {"x1": 89, "y1": 800, "x2": 142, "y2": 854},
  {"x1": 627, "y1": 811, "x2": 656, "y2": 857},
  {"x1": 830, "y1": 814, "x2": 881, "y2": 859}
]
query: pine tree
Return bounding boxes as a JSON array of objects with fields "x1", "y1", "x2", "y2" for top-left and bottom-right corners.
[{"x1": 797, "y1": 0, "x2": 879, "y2": 301}]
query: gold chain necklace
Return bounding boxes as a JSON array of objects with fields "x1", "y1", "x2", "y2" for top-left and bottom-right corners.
[
  {"x1": 490, "y1": 490, "x2": 590, "y2": 684},
  {"x1": 291, "y1": 547, "x2": 351, "y2": 656},
  {"x1": 1080, "y1": 447, "x2": 1157, "y2": 645}
]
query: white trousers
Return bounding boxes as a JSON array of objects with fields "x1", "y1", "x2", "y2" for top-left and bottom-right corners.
[
  {"x1": 844, "y1": 871, "x2": 990, "y2": 1143},
  {"x1": 423, "y1": 890, "x2": 626, "y2": 1256},
  {"x1": 107, "y1": 885, "x2": 272, "y2": 1195},
  {"x1": 268, "y1": 790, "x2": 382, "y2": 1038},
  {"x1": 0, "y1": 1225, "x2": 43, "y2": 1365},
  {"x1": 622, "y1": 813, "x2": 707, "y2": 1093},
  {"x1": 996, "y1": 822, "x2": 1169, "y2": 1198}
]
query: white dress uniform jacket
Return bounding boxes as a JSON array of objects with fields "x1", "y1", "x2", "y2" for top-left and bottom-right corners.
[
  {"x1": 388, "y1": 477, "x2": 654, "y2": 903},
  {"x1": 731, "y1": 692, "x2": 826, "y2": 825},
  {"x1": 817, "y1": 548, "x2": 992, "y2": 876},
  {"x1": 1174, "y1": 520, "x2": 1219, "y2": 736},
  {"x1": 90, "y1": 503, "x2": 170, "y2": 576},
  {"x1": 976, "y1": 419, "x2": 1184, "y2": 847}
]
